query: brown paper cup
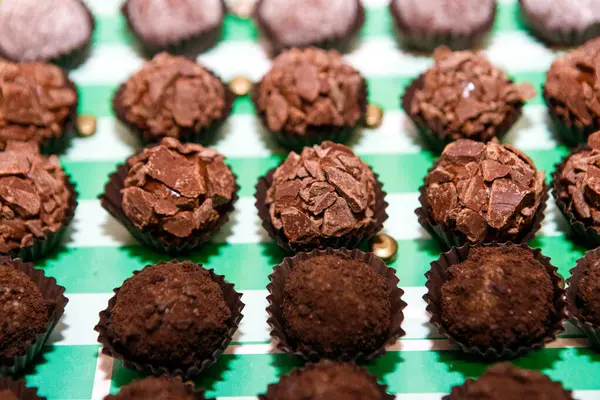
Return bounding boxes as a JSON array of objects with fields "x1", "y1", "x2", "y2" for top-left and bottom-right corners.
[
  {"x1": 543, "y1": 88, "x2": 598, "y2": 147},
  {"x1": 566, "y1": 247, "x2": 600, "y2": 350},
  {"x1": 0, "y1": 257, "x2": 68, "y2": 374},
  {"x1": 113, "y1": 70, "x2": 234, "y2": 146},
  {"x1": 401, "y1": 74, "x2": 524, "y2": 153},
  {"x1": 99, "y1": 154, "x2": 239, "y2": 255},
  {"x1": 95, "y1": 261, "x2": 244, "y2": 379},
  {"x1": 255, "y1": 165, "x2": 388, "y2": 253},
  {"x1": 259, "y1": 360, "x2": 395, "y2": 400},
  {"x1": 5, "y1": 174, "x2": 78, "y2": 261},
  {"x1": 266, "y1": 248, "x2": 406, "y2": 362},
  {"x1": 424, "y1": 242, "x2": 567, "y2": 359},
  {"x1": 551, "y1": 146, "x2": 600, "y2": 248},
  {"x1": 0, "y1": 378, "x2": 45, "y2": 400}
]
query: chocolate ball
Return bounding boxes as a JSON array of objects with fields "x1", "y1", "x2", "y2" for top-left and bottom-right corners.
[
  {"x1": 263, "y1": 360, "x2": 389, "y2": 400},
  {"x1": 265, "y1": 141, "x2": 378, "y2": 249},
  {"x1": 424, "y1": 138, "x2": 546, "y2": 243},
  {"x1": 0, "y1": 261, "x2": 49, "y2": 360},
  {"x1": 445, "y1": 363, "x2": 572, "y2": 399},
  {"x1": 105, "y1": 376, "x2": 205, "y2": 400},
  {"x1": 120, "y1": 138, "x2": 236, "y2": 244},
  {"x1": 0, "y1": 141, "x2": 73, "y2": 254},
  {"x1": 114, "y1": 53, "x2": 231, "y2": 144},
  {"x1": 568, "y1": 252, "x2": 600, "y2": 326},
  {"x1": 282, "y1": 254, "x2": 391, "y2": 357},
  {"x1": 105, "y1": 260, "x2": 231, "y2": 368},
  {"x1": 440, "y1": 246, "x2": 554, "y2": 349}
]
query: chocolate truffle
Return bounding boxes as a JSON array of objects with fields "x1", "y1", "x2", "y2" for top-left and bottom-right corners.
[
  {"x1": 254, "y1": 48, "x2": 367, "y2": 149},
  {"x1": 119, "y1": 138, "x2": 236, "y2": 248},
  {"x1": 444, "y1": 363, "x2": 573, "y2": 399},
  {"x1": 422, "y1": 139, "x2": 546, "y2": 245},
  {"x1": 389, "y1": 0, "x2": 496, "y2": 51},
  {"x1": 282, "y1": 254, "x2": 391, "y2": 358},
  {"x1": 520, "y1": 0, "x2": 600, "y2": 46},
  {"x1": 0, "y1": 261, "x2": 49, "y2": 361},
  {"x1": 105, "y1": 376, "x2": 205, "y2": 400},
  {"x1": 0, "y1": 60, "x2": 78, "y2": 153},
  {"x1": 544, "y1": 38, "x2": 600, "y2": 146},
  {"x1": 0, "y1": 0, "x2": 93, "y2": 65},
  {"x1": 262, "y1": 141, "x2": 381, "y2": 251},
  {"x1": 440, "y1": 246, "x2": 555, "y2": 350},
  {"x1": 403, "y1": 47, "x2": 534, "y2": 151},
  {"x1": 0, "y1": 141, "x2": 73, "y2": 255},
  {"x1": 254, "y1": 0, "x2": 364, "y2": 54},
  {"x1": 0, "y1": 390, "x2": 16, "y2": 400},
  {"x1": 261, "y1": 360, "x2": 392, "y2": 400},
  {"x1": 113, "y1": 53, "x2": 232, "y2": 144},
  {"x1": 122, "y1": 0, "x2": 225, "y2": 55},
  {"x1": 569, "y1": 255, "x2": 600, "y2": 326},
  {"x1": 103, "y1": 260, "x2": 233, "y2": 371}
]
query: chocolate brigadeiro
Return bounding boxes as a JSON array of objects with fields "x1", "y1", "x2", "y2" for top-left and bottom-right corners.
[
  {"x1": 426, "y1": 243, "x2": 566, "y2": 359},
  {"x1": 254, "y1": 0, "x2": 364, "y2": 55},
  {"x1": 544, "y1": 38, "x2": 600, "y2": 146},
  {"x1": 260, "y1": 360, "x2": 394, "y2": 400},
  {"x1": 0, "y1": 141, "x2": 78, "y2": 260},
  {"x1": 253, "y1": 48, "x2": 367, "y2": 150},
  {"x1": 101, "y1": 138, "x2": 237, "y2": 254},
  {"x1": 0, "y1": 378, "x2": 46, "y2": 400},
  {"x1": 256, "y1": 141, "x2": 387, "y2": 253},
  {"x1": 0, "y1": 0, "x2": 93, "y2": 68},
  {"x1": 105, "y1": 376, "x2": 208, "y2": 400},
  {"x1": 0, "y1": 257, "x2": 68, "y2": 374},
  {"x1": 113, "y1": 52, "x2": 233, "y2": 145},
  {"x1": 122, "y1": 0, "x2": 225, "y2": 56},
  {"x1": 96, "y1": 260, "x2": 244, "y2": 378},
  {"x1": 552, "y1": 131, "x2": 600, "y2": 247},
  {"x1": 417, "y1": 138, "x2": 547, "y2": 249},
  {"x1": 444, "y1": 363, "x2": 573, "y2": 399},
  {"x1": 389, "y1": 0, "x2": 496, "y2": 51},
  {"x1": 267, "y1": 248, "x2": 405, "y2": 361},
  {"x1": 520, "y1": 0, "x2": 600, "y2": 47},
  {"x1": 402, "y1": 47, "x2": 535, "y2": 152},
  {"x1": 0, "y1": 59, "x2": 78, "y2": 154}
]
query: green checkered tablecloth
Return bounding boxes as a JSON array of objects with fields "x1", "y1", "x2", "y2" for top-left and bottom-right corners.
[{"x1": 18, "y1": 0, "x2": 600, "y2": 398}]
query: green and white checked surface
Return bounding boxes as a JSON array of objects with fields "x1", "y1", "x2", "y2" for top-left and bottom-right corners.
[{"x1": 19, "y1": 0, "x2": 600, "y2": 398}]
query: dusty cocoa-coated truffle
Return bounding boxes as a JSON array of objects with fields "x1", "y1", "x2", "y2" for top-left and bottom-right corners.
[
  {"x1": 105, "y1": 260, "x2": 231, "y2": 369},
  {"x1": 406, "y1": 47, "x2": 534, "y2": 143},
  {"x1": 263, "y1": 360, "x2": 387, "y2": 400},
  {"x1": 121, "y1": 138, "x2": 236, "y2": 244},
  {"x1": 0, "y1": 390, "x2": 17, "y2": 400},
  {"x1": 265, "y1": 141, "x2": 377, "y2": 246},
  {"x1": 445, "y1": 363, "x2": 572, "y2": 399},
  {"x1": 105, "y1": 376, "x2": 204, "y2": 400},
  {"x1": 282, "y1": 254, "x2": 391, "y2": 357},
  {"x1": 0, "y1": 261, "x2": 49, "y2": 361},
  {"x1": 0, "y1": 60, "x2": 77, "y2": 148},
  {"x1": 424, "y1": 139, "x2": 545, "y2": 243},
  {"x1": 255, "y1": 48, "x2": 366, "y2": 145},
  {"x1": 570, "y1": 255, "x2": 600, "y2": 326},
  {"x1": 440, "y1": 246, "x2": 554, "y2": 349},
  {"x1": 0, "y1": 0, "x2": 93, "y2": 63},
  {"x1": 0, "y1": 141, "x2": 72, "y2": 254},
  {"x1": 114, "y1": 53, "x2": 230, "y2": 144}
]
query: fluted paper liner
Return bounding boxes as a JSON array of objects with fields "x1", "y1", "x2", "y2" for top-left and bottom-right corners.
[
  {"x1": 566, "y1": 247, "x2": 600, "y2": 350},
  {"x1": 543, "y1": 88, "x2": 598, "y2": 147},
  {"x1": 415, "y1": 162, "x2": 549, "y2": 251},
  {"x1": 266, "y1": 248, "x2": 406, "y2": 362},
  {"x1": 259, "y1": 360, "x2": 395, "y2": 400},
  {"x1": 424, "y1": 242, "x2": 567, "y2": 359},
  {"x1": 0, "y1": 257, "x2": 68, "y2": 374},
  {"x1": 95, "y1": 262, "x2": 244, "y2": 379},
  {"x1": 402, "y1": 74, "x2": 524, "y2": 153},
  {"x1": 5, "y1": 174, "x2": 78, "y2": 261},
  {"x1": 0, "y1": 378, "x2": 45, "y2": 400},
  {"x1": 99, "y1": 154, "x2": 239, "y2": 255}
]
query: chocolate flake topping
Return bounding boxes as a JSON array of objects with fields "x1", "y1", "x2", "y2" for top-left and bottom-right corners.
[
  {"x1": 410, "y1": 47, "x2": 534, "y2": 142},
  {"x1": 121, "y1": 138, "x2": 235, "y2": 240},
  {"x1": 425, "y1": 139, "x2": 545, "y2": 243},
  {"x1": 266, "y1": 141, "x2": 376, "y2": 244},
  {"x1": 256, "y1": 48, "x2": 366, "y2": 136}
]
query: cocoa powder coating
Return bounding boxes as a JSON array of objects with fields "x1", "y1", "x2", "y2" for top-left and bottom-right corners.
[
  {"x1": 571, "y1": 257, "x2": 600, "y2": 326},
  {"x1": 105, "y1": 376, "x2": 200, "y2": 400}
]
